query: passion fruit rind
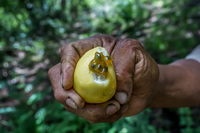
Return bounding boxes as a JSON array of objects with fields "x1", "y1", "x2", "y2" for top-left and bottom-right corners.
[{"x1": 73, "y1": 47, "x2": 117, "y2": 103}]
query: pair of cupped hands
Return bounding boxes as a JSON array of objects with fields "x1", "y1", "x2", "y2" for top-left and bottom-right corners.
[{"x1": 48, "y1": 34, "x2": 159, "y2": 123}]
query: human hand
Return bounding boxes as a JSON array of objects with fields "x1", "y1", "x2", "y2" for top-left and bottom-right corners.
[{"x1": 48, "y1": 34, "x2": 159, "y2": 123}]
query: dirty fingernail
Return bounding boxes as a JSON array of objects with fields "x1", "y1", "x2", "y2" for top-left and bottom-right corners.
[
  {"x1": 61, "y1": 73, "x2": 67, "y2": 89},
  {"x1": 106, "y1": 104, "x2": 119, "y2": 116},
  {"x1": 62, "y1": 71, "x2": 73, "y2": 89},
  {"x1": 115, "y1": 92, "x2": 127, "y2": 104},
  {"x1": 66, "y1": 98, "x2": 77, "y2": 109}
]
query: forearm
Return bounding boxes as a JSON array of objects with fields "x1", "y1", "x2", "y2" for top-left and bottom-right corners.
[{"x1": 149, "y1": 59, "x2": 200, "y2": 108}]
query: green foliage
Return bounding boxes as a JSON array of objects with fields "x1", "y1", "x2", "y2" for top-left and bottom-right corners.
[{"x1": 1, "y1": 0, "x2": 200, "y2": 133}]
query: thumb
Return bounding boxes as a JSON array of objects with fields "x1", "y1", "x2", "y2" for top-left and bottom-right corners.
[
  {"x1": 48, "y1": 63, "x2": 85, "y2": 109},
  {"x1": 61, "y1": 44, "x2": 80, "y2": 89}
]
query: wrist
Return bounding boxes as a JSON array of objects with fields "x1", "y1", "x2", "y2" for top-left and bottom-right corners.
[
  {"x1": 147, "y1": 64, "x2": 171, "y2": 108},
  {"x1": 147, "y1": 59, "x2": 200, "y2": 108}
]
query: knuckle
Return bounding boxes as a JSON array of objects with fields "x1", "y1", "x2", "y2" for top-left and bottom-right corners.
[
  {"x1": 48, "y1": 65, "x2": 58, "y2": 78},
  {"x1": 89, "y1": 113, "x2": 99, "y2": 121},
  {"x1": 126, "y1": 38, "x2": 140, "y2": 45},
  {"x1": 48, "y1": 68, "x2": 53, "y2": 77},
  {"x1": 53, "y1": 90, "x2": 63, "y2": 104},
  {"x1": 92, "y1": 33, "x2": 105, "y2": 38},
  {"x1": 53, "y1": 90, "x2": 59, "y2": 101},
  {"x1": 91, "y1": 34, "x2": 114, "y2": 41},
  {"x1": 64, "y1": 106, "x2": 74, "y2": 113},
  {"x1": 88, "y1": 114, "x2": 121, "y2": 123},
  {"x1": 122, "y1": 38, "x2": 142, "y2": 48},
  {"x1": 61, "y1": 44, "x2": 73, "y2": 56},
  {"x1": 87, "y1": 108, "x2": 103, "y2": 121},
  {"x1": 60, "y1": 45, "x2": 67, "y2": 54}
]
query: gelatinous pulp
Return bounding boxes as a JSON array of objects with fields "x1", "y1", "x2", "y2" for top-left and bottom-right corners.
[{"x1": 89, "y1": 52, "x2": 113, "y2": 76}]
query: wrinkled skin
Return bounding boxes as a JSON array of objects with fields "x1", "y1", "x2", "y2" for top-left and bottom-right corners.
[{"x1": 48, "y1": 34, "x2": 159, "y2": 123}]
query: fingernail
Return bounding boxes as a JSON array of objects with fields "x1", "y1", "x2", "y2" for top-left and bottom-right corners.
[
  {"x1": 62, "y1": 71, "x2": 72, "y2": 89},
  {"x1": 106, "y1": 104, "x2": 119, "y2": 116},
  {"x1": 115, "y1": 92, "x2": 127, "y2": 104},
  {"x1": 61, "y1": 73, "x2": 67, "y2": 89},
  {"x1": 66, "y1": 98, "x2": 77, "y2": 109}
]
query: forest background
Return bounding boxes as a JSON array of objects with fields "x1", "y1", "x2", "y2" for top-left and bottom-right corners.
[{"x1": 1, "y1": 0, "x2": 200, "y2": 133}]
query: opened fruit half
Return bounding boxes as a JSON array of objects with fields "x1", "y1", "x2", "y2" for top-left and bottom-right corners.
[{"x1": 73, "y1": 47, "x2": 117, "y2": 103}]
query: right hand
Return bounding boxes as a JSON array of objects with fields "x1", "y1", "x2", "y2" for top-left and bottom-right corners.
[{"x1": 48, "y1": 34, "x2": 159, "y2": 123}]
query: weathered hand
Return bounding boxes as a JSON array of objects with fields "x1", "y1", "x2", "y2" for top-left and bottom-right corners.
[{"x1": 48, "y1": 34, "x2": 159, "y2": 123}]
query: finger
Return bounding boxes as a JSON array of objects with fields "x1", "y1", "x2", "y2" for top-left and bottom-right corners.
[
  {"x1": 112, "y1": 39, "x2": 142, "y2": 104},
  {"x1": 64, "y1": 99, "x2": 122, "y2": 123},
  {"x1": 48, "y1": 64, "x2": 85, "y2": 109},
  {"x1": 122, "y1": 96, "x2": 147, "y2": 117},
  {"x1": 88, "y1": 111, "x2": 122, "y2": 123},
  {"x1": 60, "y1": 34, "x2": 118, "y2": 89}
]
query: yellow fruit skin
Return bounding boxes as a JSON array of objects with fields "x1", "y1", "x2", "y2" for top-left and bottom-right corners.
[{"x1": 73, "y1": 47, "x2": 117, "y2": 103}]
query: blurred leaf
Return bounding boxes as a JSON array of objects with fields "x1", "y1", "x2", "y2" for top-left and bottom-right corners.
[
  {"x1": 0, "y1": 107, "x2": 16, "y2": 114},
  {"x1": 27, "y1": 93, "x2": 42, "y2": 105},
  {"x1": 1, "y1": 0, "x2": 200, "y2": 133}
]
